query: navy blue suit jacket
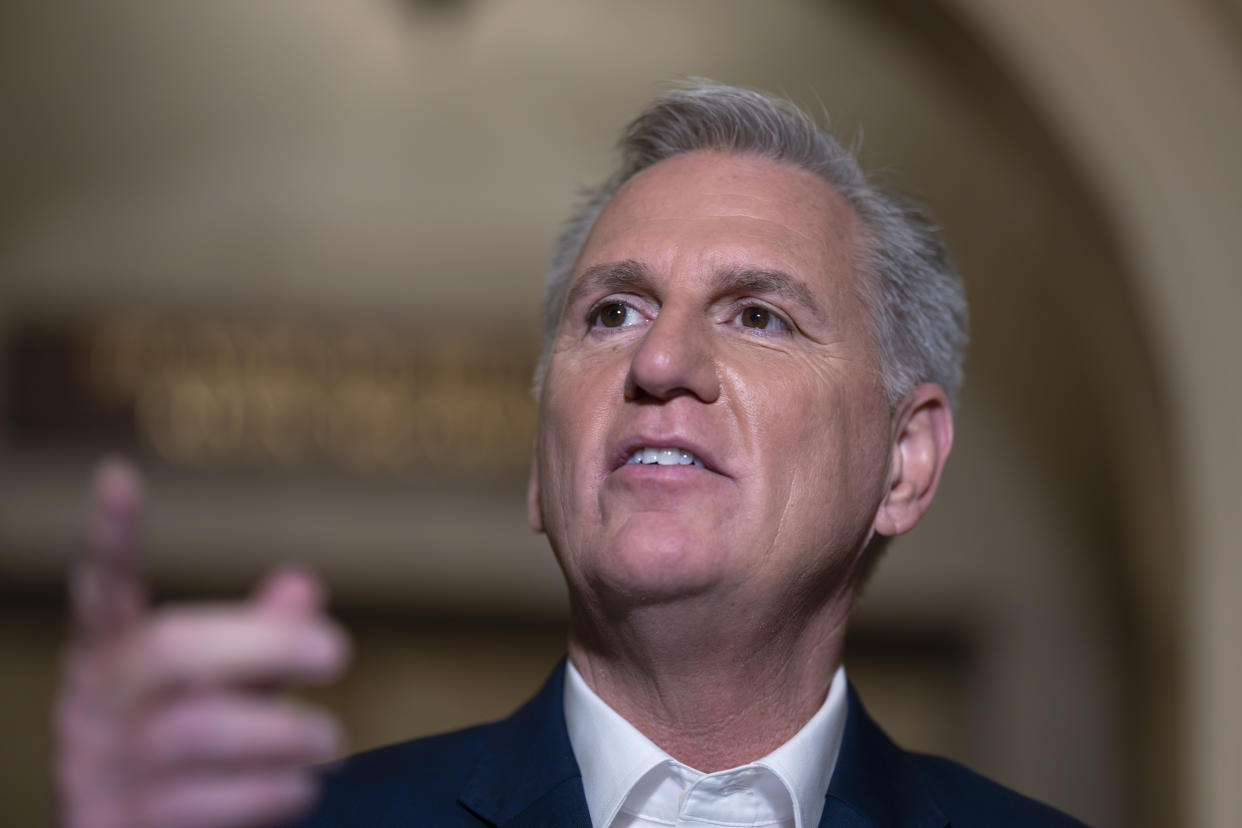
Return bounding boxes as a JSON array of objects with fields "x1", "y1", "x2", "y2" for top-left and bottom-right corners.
[{"x1": 295, "y1": 661, "x2": 1086, "y2": 827}]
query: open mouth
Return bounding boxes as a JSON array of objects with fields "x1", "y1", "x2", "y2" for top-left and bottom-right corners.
[{"x1": 624, "y1": 446, "x2": 706, "y2": 468}]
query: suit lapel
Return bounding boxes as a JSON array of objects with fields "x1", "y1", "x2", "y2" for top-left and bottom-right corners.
[
  {"x1": 458, "y1": 660, "x2": 593, "y2": 827},
  {"x1": 819, "y1": 685, "x2": 948, "y2": 828}
]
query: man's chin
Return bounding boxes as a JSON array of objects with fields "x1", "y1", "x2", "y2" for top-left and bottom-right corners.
[{"x1": 585, "y1": 531, "x2": 731, "y2": 605}]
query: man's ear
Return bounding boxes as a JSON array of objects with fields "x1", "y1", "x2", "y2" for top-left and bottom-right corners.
[
  {"x1": 872, "y1": 383, "x2": 954, "y2": 538},
  {"x1": 527, "y1": 447, "x2": 544, "y2": 534}
]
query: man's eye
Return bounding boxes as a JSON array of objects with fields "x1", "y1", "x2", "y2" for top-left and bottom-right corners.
[
  {"x1": 594, "y1": 302, "x2": 635, "y2": 328},
  {"x1": 738, "y1": 306, "x2": 788, "y2": 331}
]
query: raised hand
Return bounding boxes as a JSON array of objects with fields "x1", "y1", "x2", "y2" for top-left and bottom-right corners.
[{"x1": 56, "y1": 459, "x2": 351, "y2": 828}]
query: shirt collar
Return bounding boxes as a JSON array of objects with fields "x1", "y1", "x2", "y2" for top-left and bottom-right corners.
[
  {"x1": 755, "y1": 665, "x2": 849, "y2": 828},
  {"x1": 563, "y1": 660, "x2": 672, "y2": 827},
  {"x1": 563, "y1": 660, "x2": 849, "y2": 828}
]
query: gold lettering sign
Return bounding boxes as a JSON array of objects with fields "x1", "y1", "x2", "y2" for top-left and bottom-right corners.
[{"x1": 83, "y1": 316, "x2": 538, "y2": 476}]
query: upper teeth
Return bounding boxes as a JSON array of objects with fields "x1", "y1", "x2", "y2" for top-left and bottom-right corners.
[{"x1": 626, "y1": 446, "x2": 705, "y2": 467}]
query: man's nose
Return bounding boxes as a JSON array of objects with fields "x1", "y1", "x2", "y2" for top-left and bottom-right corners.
[{"x1": 624, "y1": 309, "x2": 721, "y2": 403}]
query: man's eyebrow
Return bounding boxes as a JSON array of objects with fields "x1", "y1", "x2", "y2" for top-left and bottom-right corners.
[
  {"x1": 565, "y1": 260, "x2": 654, "y2": 306},
  {"x1": 717, "y1": 267, "x2": 827, "y2": 323}
]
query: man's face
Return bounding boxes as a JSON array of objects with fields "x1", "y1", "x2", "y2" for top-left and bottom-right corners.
[{"x1": 530, "y1": 151, "x2": 896, "y2": 611}]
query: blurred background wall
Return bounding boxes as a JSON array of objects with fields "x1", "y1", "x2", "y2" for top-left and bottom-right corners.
[{"x1": 2, "y1": 1, "x2": 1240, "y2": 826}]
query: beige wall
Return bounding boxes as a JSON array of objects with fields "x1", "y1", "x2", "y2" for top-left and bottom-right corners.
[
  {"x1": 943, "y1": 3, "x2": 1242, "y2": 825},
  {"x1": 3, "y1": 2, "x2": 1239, "y2": 826}
]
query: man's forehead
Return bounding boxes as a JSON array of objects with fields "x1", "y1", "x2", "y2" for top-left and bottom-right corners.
[{"x1": 573, "y1": 151, "x2": 864, "y2": 301}]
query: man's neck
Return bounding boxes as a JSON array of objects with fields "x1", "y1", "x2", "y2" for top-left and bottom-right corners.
[{"x1": 566, "y1": 596, "x2": 850, "y2": 772}]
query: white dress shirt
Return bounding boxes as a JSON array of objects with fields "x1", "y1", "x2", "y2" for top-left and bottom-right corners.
[{"x1": 563, "y1": 661, "x2": 848, "y2": 828}]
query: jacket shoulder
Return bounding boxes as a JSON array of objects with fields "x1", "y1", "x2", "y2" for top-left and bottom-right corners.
[
  {"x1": 908, "y1": 752, "x2": 1090, "y2": 828},
  {"x1": 827, "y1": 684, "x2": 1090, "y2": 828},
  {"x1": 290, "y1": 661, "x2": 584, "y2": 827},
  {"x1": 291, "y1": 722, "x2": 499, "y2": 827}
]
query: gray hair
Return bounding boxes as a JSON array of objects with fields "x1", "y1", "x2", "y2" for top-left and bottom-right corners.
[{"x1": 535, "y1": 80, "x2": 968, "y2": 409}]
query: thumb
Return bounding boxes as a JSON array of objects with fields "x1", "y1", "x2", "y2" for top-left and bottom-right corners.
[{"x1": 72, "y1": 457, "x2": 147, "y2": 644}]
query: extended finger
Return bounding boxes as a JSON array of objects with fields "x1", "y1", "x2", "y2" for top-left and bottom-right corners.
[
  {"x1": 110, "y1": 607, "x2": 350, "y2": 707},
  {"x1": 73, "y1": 458, "x2": 147, "y2": 644},
  {"x1": 134, "y1": 694, "x2": 342, "y2": 771}
]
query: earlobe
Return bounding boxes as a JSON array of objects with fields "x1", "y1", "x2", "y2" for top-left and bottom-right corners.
[
  {"x1": 527, "y1": 452, "x2": 544, "y2": 534},
  {"x1": 872, "y1": 383, "x2": 954, "y2": 538}
]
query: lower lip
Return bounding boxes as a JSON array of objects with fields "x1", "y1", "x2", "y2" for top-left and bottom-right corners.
[
  {"x1": 604, "y1": 462, "x2": 730, "y2": 505},
  {"x1": 610, "y1": 462, "x2": 717, "y2": 481}
]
